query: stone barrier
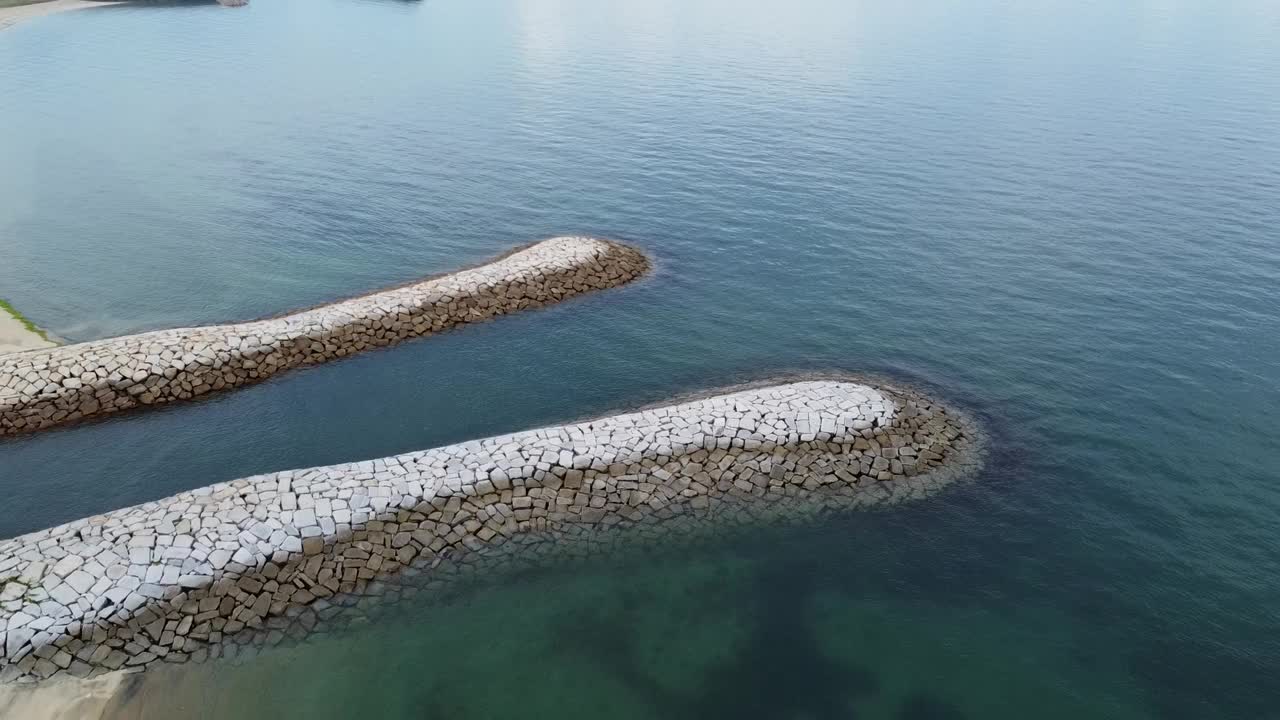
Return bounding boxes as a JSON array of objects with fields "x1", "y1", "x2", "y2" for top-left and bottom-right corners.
[
  {"x1": 0, "y1": 379, "x2": 981, "y2": 684},
  {"x1": 0, "y1": 237, "x2": 648, "y2": 436}
]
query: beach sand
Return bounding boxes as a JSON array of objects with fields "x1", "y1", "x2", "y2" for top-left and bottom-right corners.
[
  {"x1": 0, "y1": 305, "x2": 56, "y2": 354},
  {"x1": 0, "y1": 0, "x2": 120, "y2": 32},
  {"x1": 0, "y1": 673, "x2": 128, "y2": 720}
]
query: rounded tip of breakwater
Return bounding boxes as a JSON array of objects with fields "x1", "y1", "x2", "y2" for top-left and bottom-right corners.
[
  {"x1": 0, "y1": 377, "x2": 979, "y2": 685},
  {"x1": 625, "y1": 371, "x2": 987, "y2": 492},
  {"x1": 0, "y1": 236, "x2": 651, "y2": 437}
]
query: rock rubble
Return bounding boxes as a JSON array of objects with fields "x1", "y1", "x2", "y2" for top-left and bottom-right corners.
[
  {"x1": 0, "y1": 237, "x2": 648, "y2": 436},
  {"x1": 0, "y1": 379, "x2": 980, "y2": 684}
]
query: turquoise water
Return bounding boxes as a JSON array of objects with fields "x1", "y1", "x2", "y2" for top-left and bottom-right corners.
[{"x1": 2, "y1": 0, "x2": 1279, "y2": 716}]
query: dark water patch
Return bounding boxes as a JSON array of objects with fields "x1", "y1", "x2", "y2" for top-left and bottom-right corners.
[
  {"x1": 1133, "y1": 634, "x2": 1280, "y2": 720},
  {"x1": 545, "y1": 550, "x2": 883, "y2": 720},
  {"x1": 897, "y1": 694, "x2": 969, "y2": 720}
]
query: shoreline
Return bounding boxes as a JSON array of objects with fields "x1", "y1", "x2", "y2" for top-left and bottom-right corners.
[
  {"x1": 0, "y1": 300, "x2": 56, "y2": 355},
  {"x1": 0, "y1": 0, "x2": 121, "y2": 32},
  {"x1": 1, "y1": 0, "x2": 248, "y2": 32}
]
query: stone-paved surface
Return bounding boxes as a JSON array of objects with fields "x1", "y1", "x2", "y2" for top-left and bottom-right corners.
[
  {"x1": 0, "y1": 237, "x2": 648, "y2": 436},
  {"x1": 0, "y1": 380, "x2": 980, "y2": 684}
]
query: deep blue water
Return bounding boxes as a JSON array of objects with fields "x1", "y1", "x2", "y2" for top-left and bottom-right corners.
[{"x1": 2, "y1": 0, "x2": 1279, "y2": 717}]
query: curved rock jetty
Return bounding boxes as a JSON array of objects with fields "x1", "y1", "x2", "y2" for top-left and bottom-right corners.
[
  {"x1": 0, "y1": 237, "x2": 648, "y2": 436},
  {"x1": 0, "y1": 380, "x2": 980, "y2": 684}
]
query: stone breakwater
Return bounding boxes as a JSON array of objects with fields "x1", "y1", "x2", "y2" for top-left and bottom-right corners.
[
  {"x1": 0, "y1": 380, "x2": 980, "y2": 684},
  {"x1": 0, "y1": 237, "x2": 648, "y2": 436}
]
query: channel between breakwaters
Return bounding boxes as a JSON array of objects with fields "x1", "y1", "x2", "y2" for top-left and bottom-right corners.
[
  {"x1": 0, "y1": 237, "x2": 648, "y2": 436},
  {"x1": 0, "y1": 379, "x2": 981, "y2": 684}
]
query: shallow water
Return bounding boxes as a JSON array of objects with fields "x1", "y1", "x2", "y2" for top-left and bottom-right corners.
[{"x1": 2, "y1": 0, "x2": 1279, "y2": 716}]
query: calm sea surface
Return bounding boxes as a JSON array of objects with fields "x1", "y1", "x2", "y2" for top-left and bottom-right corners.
[{"x1": 2, "y1": 0, "x2": 1279, "y2": 717}]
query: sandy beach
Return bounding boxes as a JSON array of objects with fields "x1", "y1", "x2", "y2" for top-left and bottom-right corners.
[
  {"x1": 0, "y1": 672, "x2": 127, "y2": 720},
  {"x1": 0, "y1": 0, "x2": 119, "y2": 32},
  {"x1": 0, "y1": 304, "x2": 56, "y2": 354}
]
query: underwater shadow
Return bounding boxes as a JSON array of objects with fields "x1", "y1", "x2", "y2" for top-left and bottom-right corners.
[
  {"x1": 896, "y1": 693, "x2": 969, "y2": 720},
  {"x1": 547, "y1": 552, "x2": 882, "y2": 719}
]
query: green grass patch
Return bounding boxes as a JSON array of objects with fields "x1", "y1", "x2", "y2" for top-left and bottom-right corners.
[
  {"x1": 0, "y1": 0, "x2": 57, "y2": 8},
  {"x1": 0, "y1": 297, "x2": 52, "y2": 341}
]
